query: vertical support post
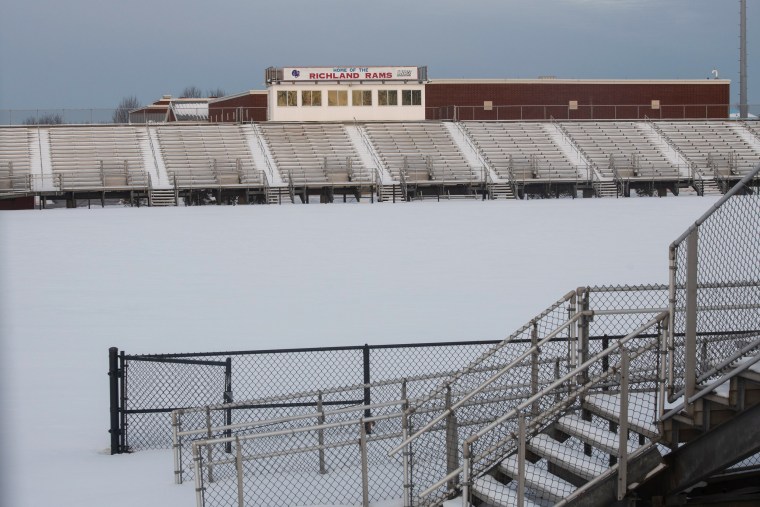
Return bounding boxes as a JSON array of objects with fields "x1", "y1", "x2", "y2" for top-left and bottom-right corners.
[
  {"x1": 685, "y1": 229, "x2": 698, "y2": 415},
  {"x1": 235, "y1": 436, "x2": 245, "y2": 507},
  {"x1": 578, "y1": 288, "x2": 593, "y2": 456},
  {"x1": 193, "y1": 443, "x2": 205, "y2": 507},
  {"x1": 360, "y1": 419, "x2": 370, "y2": 507},
  {"x1": 224, "y1": 357, "x2": 232, "y2": 454},
  {"x1": 119, "y1": 350, "x2": 128, "y2": 452},
  {"x1": 568, "y1": 292, "x2": 577, "y2": 371},
  {"x1": 517, "y1": 413, "x2": 526, "y2": 507},
  {"x1": 401, "y1": 379, "x2": 412, "y2": 507},
  {"x1": 317, "y1": 392, "x2": 326, "y2": 475},
  {"x1": 531, "y1": 321, "x2": 540, "y2": 417},
  {"x1": 172, "y1": 411, "x2": 183, "y2": 484},
  {"x1": 205, "y1": 407, "x2": 215, "y2": 483},
  {"x1": 658, "y1": 319, "x2": 669, "y2": 421},
  {"x1": 462, "y1": 441, "x2": 471, "y2": 507},
  {"x1": 108, "y1": 347, "x2": 121, "y2": 455},
  {"x1": 363, "y1": 344, "x2": 372, "y2": 433},
  {"x1": 618, "y1": 348, "x2": 630, "y2": 501},
  {"x1": 445, "y1": 385, "x2": 459, "y2": 492}
]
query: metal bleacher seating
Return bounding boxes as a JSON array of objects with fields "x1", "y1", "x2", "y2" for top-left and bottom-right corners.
[
  {"x1": 363, "y1": 122, "x2": 475, "y2": 182},
  {"x1": 258, "y1": 123, "x2": 370, "y2": 185},
  {"x1": 657, "y1": 121, "x2": 760, "y2": 178},
  {"x1": 562, "y1": 122, "x2": 678, "y2": 180},
  {"x1": 0, "y1": 127, "x2": 33, "y2": 194},
  {"x1": 48, "y1": 126, "x2": 149, "y2": 190},
  {"x1": 462, "y1": 122, "x2": 583, "y2": 182},
  {"x1": 155, "y1": 124, "x2": 261, "y2": 188}
]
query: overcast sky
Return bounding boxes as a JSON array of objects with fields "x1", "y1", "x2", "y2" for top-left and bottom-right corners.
[{"x1": 0, "y1": 0, "x2": 757, "y2": 110}]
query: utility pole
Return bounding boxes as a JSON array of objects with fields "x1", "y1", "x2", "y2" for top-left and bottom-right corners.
[{"x1": 740, "y1": 0, "x2": 748, "y2": 118}]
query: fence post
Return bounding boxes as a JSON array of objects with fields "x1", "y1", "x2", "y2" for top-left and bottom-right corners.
[
  {"x1": 445, "y1": 385, "x2": 459, "y2": 492},
  {"x1": 205, "y1": 407, "x2": 215, "y2": 483},
  {"x1": 363, "y1": 344, "x2": 372, "y2": 433},
  {"x1": 224, "y1": 357, "x2": 232, "y2": 454},
  {"x1": 531, "y1": 321, "x2": 540, "y2": 417},
  {"x1": 235, "y1": 436, "x2": 245, "y2": 507},
  {"x1": 685, "y1": 229, "x2": 698, "y2": 416},
  {"x1": 360, "y1": 419, "x2": 370, "y2": 507},
  {"x1": 401, "y1": 379, "x2": 412, "y2": 507},
  {"x1": 108, "y1": 347, "x2": 121, "y2": 454},
  {"x1": 617, "y1": 347, "x2": 630, "y2": 501},
  {"x1": 462, "y1": 441, "x2": 471, "y2": 507},
  {"x1": 317, "y1": 392, "x2": 326, "y2": 474},
  {"x1": 119, "y1": 350, "x2": 127, "y2": 452},
  {"x1": 517, "y1": 413, "x2": 526, "y2": 507}
]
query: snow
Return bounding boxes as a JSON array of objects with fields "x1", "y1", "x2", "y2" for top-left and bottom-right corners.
[{"x1": 0, "y1": 196, "x2": 719, "y2": 506}]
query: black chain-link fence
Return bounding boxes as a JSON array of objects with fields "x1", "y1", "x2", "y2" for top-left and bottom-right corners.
[{"x1": 108, "y1": 340, "x2": 501, "y2": 454}]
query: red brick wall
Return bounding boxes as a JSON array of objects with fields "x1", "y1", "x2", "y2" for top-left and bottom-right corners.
[
  {"x1": 425, "y1": 82, "x2": 729, "y2": 120},
  {"x1": 209, "y1": 94, "x2": 268, "y2": 122}
]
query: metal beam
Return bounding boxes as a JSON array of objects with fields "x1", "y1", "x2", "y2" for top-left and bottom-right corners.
[{"x1": 658, "y1": 402, "x2": 760, "y2": 496}]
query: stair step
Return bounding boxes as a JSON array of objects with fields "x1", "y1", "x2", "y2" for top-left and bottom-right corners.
[
  {"x1": 527, "y1": 434, "x2": 608, "y2": 482},
  {"x1": 583, "y1": 393, "x2": 658, "y2": 438},
  {"x1": 471, "y1": 475, "x2": 542, "y2": 507},
  {"x1": 557, "y1": 415, "x2": 639, "y2": 456},
  {"x1": 497, "y1": 455, "x2": 576, "y2": 503}
]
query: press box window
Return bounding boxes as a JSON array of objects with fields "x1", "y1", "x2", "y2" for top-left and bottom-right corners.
[
  {"x1": 402, "y1": 90, "x2": 421, "y2": 106},
  {"x1": 328, "y1": 90, "x2": 348, "y2": 106},
  {"x1": 277, "y1": 91, "x2": 297, "y2": 107},
  {"x1": 378, "y1": 90, "x2": 398, "y2": 106},
  {"x1": 302, "y1": 90, "x2": 322, "y2": 107},
  {"x1": 352, "y1": 90, "x2": 372, "y2": 106}
]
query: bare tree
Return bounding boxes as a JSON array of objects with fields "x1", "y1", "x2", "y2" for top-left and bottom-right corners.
[
  {"x1": 206, "y1": 88, "x2": 226, "y2": 98},
  {"x1": 23, "y1": 113, "x2": 64, "y2": 125},
  {"x1": 112, "y1": 95, "x2": 140, "y2": 123},
  {"x1": 180, "y1": 86, "x2": 203, "y2": 98}
]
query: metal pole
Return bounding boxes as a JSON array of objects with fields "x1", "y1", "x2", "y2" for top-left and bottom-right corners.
[
  {"x1": 360, "y1": 419, "x2": 370, "y2": 507},
  {"x1": 518, "y1": 413, "x2": 526, "y2": 507},
  {"x1": 363, "y1": 344, "x2": 372, "y2": 432},
  {"x1": 740, "y1": 0, "x2": 748, "y2": 119},
  {"x1": 193, "y1": 443, "x2": 205, "y2": 507},
  {"x1": 205, "y1": 407, "x2": 215, "y2": 483},
  {"x1": 462, "y1": 442, "x2": 471, "y2": 507},
  {"x1": 401, "y1": 380, "x2": 411, "y2": 507},
  {"x1": 235, "y1": 436, "x2": 245, "y2": 507},
  {"x1": 108, "y1": 347, "x2": 121, "y2": 454},
  {"x1": 531, "y1": 322, "x2": 540, "y2": 416},
  {"x1": 617, "y1": 348, "x2": 630, "y2": 501},
  {"x1": 172, "y1": 411, "x2": 182, "y2": 484},
  {"x1": 224, "y1": 358, "x2": 232, "y2": 454},
  {"x1": 317, "y1": 392, "x2": 326, "y2": 474},
  {"x1": 445, "y1": 385, "x2": 459, "y2": 492},
  {"x1": 685, "y1": 229, "x2": 699, "y2": 415}
]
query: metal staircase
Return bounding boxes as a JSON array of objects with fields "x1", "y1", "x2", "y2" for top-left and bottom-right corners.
[{"x1": 180, "y1": 164, "x2": 760, "y2": 507}]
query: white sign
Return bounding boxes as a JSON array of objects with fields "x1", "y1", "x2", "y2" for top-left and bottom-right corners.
[{"x1": 282, "y1": 66, "x2": 419, "y2": 82}]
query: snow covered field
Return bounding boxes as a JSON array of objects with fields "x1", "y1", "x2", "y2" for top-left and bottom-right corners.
[{"x1": 0, "y1": 197, "x2": 719, "y2": 507}]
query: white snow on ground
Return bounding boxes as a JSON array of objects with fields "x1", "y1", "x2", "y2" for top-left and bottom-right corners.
[{"x1": 0, "y1": 197, "x2": 719, "y2": 507}]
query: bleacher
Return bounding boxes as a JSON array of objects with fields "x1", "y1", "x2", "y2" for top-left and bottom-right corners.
[
  {"x1": 48, "y1": 126, "x2": 148, "y2": 190},
  {"x1": 657, "y1": 121, "x2": 760, "y2": 178},
  {"x1": 562, "y1": 122, "x2": 679, "y2": 180},
  {"x1": 0, "y1": 127, "x2": 33, "y2": 194},
  {"x1": 463, "y1": 122, "x2": 582, "y2": 181},
  {"x1": 155, "y1": 124, "x2": 262, "y2": 187},
  {"x1": 364, "y1": 122, "x2": 475, "y2": 182},
  {"x1": 258, "y1": 123, "x2": 370, "y2": 185}
]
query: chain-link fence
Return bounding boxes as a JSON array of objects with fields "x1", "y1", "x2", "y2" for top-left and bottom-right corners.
[
  {"x1": 108, "y1": 340, "x2": 501, "y2": 454},
  {"x1": 668, "y1": 163, "x2": 760, "y2": 471}
]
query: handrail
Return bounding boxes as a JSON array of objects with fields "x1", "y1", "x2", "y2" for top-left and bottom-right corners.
[
  {"x1": 419, "y1": 311, "x2": 668, "y2": 499},
  {"x1": 389, "y1": 310, "x2": 582, "y2": 457},
  {"x1": 670, "y1": 162, "x2": 760, "y2": 248}
]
